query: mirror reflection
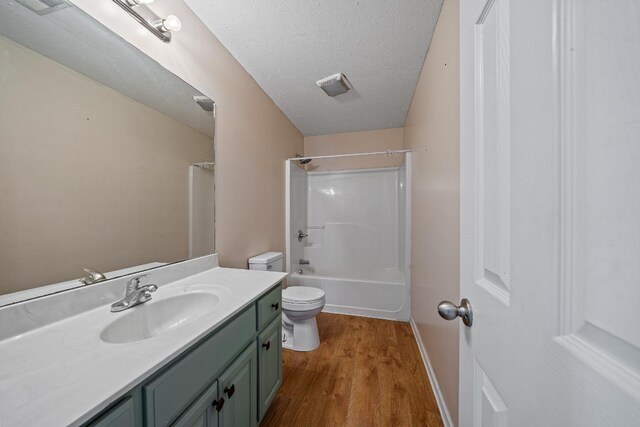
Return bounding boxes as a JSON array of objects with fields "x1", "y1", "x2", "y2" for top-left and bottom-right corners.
[{"x1": 0, "y1": 1, "x2": 215, "y2": 304}]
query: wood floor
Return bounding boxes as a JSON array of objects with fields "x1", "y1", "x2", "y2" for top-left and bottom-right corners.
[{"x1": 261, "y1": 313, "x2": 444, "y2": 427}]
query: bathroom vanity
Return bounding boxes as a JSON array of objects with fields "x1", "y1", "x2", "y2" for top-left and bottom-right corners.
[{"x1": 0, "y1": 255, "x2": 285, "y2": 427}]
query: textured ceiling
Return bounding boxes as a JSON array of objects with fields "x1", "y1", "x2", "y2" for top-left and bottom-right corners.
[{"x1": 184, "y1": 0, "x2": 443, "y2": 136}]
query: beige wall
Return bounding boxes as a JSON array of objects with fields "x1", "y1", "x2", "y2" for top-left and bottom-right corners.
[
  {"x1": 72, "y1": 0, "x2": 304, "y2": 268},
  {"x1": 0, "y1": 36, "x2": 213, "y2": 295},
  {"x1": 303, "y1": 128, "x2": 404, "y2": 171},
  {"x1": 404, "y1": 0, "x2": 460, "y2": 424},
  {"x1": 67, "y1": 4, "x2": 460, "y2": 420}
]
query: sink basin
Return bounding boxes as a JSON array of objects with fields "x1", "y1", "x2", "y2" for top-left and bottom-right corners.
[{"x1": 100, "y1": 291, "x2": 220, "y2": 344}]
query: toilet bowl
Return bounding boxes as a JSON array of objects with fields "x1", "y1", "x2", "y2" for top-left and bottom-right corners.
[
  {"x1": 281, "y1": 286, "x2": 325, "y2": 352},
  {"x1": 247, "y1": 252, "x2": 325, "y2": 352}
]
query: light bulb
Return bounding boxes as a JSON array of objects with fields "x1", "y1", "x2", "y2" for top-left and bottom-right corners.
[{"x1": 161, "y1": 15, "x2": 182, "y2": 32}]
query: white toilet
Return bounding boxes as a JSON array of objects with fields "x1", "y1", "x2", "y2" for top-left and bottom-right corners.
[
  {"x1": 248, "y1": 252, "x2": 325, "y2": 352},
  {"x1": 281, "y1": 286, "x2": 325, "y2": 352}
]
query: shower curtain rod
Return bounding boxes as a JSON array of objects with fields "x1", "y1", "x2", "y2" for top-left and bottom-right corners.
[{"x1": 286, "y1": 149, "x2": 424, "y2": 162}]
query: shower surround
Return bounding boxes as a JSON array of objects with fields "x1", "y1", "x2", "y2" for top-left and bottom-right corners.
[{"x1": 286, "y1": 154, "x2": 411, "y2": 320}]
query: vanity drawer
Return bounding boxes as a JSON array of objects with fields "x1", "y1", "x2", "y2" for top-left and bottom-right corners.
[
  {"x1": 142, "y1": 305, "x2": 256, "y2": 427},
  {"x1": 257, "y1": 284, "x2": 281, "y2": 330}
]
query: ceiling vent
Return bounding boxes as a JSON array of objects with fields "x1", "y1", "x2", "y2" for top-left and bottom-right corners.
[
  {"x1": 193, "y1": 95, "x2": 215, "y2": 112},
  {"x1": 316, "y1": 73, "x2": 352, "y2": 97},
  {"x1": 15, "y1": 0, "x2": 70, "y2": 15}
]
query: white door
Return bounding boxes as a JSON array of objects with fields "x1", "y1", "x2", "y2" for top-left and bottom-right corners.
[{"x1": 456, "y1": 0, "x2": 640, "y2": 425}]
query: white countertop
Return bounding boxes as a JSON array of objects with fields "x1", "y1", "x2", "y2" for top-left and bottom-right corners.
[{"x1": 0, "y1": 264, "x2": 286, "y2": 427}]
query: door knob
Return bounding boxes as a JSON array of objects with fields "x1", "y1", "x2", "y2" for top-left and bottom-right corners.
[{"x1": 438, "y1": 298, "x2": 473, "y2": 327}]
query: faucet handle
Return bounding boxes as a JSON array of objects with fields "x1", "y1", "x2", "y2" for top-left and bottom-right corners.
[
  {"x1": 127, "y1": 274, "x2": 149, "y2": 290},
  {"x1": 79, "y1": 267, "x2": 106, "y2": 285},
  {"x1": 83, "y1": 268, "x2": 101, "y2": 277},
  {"x1": 111, "y1": 275, "x2": 158, "y2": 312}
]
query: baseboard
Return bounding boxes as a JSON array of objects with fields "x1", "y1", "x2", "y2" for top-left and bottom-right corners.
[
  {"x1": 322, "y1": 304, "x2": 409, "y2": 321},
  {"x1": 410, "y1": 317, "x2": 454, "y2": 427}
]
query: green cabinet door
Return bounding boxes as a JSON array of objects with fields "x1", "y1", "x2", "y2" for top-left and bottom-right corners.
[
  {"x1": 218, "y1": 342, "x2": 258, "y2": 427},
  {"x1": 89, "y1": 397, "x2": 135, "y2": 427},
  {"x1": 143, "y1": 306, "x2": 256, "y2": 427},
  {"x1": 258, "y1": 316, "x2": 282, "y2": 421},
  {"x1": 172, "y1": 380, "x2": 220, "y2": 427}
]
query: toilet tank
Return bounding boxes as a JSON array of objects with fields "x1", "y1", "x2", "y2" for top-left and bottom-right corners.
[{"x1": 248, "y1": 252, "x2": 283, "y2": 272}]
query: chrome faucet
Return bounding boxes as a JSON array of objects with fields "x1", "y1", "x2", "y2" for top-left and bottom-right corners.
[
  {"x1": 299, "y1": 259, "x2": 311, "y2": 265},
  {"x1": 297, "y1": 229, "x2": 309, "y2": 242},
  {"x1": 79, "y1": 268, "x2": 106, "y2": 285},
  {"x1": 110, "y1": 275, "x2": 158, "y2": 312}
]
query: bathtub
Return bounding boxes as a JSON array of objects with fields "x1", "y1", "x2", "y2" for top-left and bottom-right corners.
[
  {"x1": 288, "y1": 271, "x2": 410, "y2": 321},
  {"x1": 285, "y1": 160, "x2": 412, "y2": 322}
]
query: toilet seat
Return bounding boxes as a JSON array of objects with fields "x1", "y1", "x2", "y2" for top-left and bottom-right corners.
[
  {"x1": 282, "y1": 286, "x2": 325, "y2": 311},
  {"x1": 282, "y1": 286, "x2": 325, "y2": 304}
]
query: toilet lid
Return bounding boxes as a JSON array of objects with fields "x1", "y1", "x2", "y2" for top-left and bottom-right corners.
[{"x1": 282, "y1": 286, "x2": 325, "y2": 303}]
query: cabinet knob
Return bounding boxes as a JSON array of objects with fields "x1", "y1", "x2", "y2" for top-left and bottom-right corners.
[
  {"x1": 262, "y1": 340, "x2": 271, "y2": 351},
  {"x1": 224, "y1": 384, "x2": 235, "y2": 399},
  {"x1": 271, "y1": 302, "x2": 279, "y2": 310},
  {"x1": 212, "y1": 397, "x2": 225, "y2": 412}
]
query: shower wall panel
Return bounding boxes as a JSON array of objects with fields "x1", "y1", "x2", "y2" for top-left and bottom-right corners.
[{"x1": 304, "y1": 168, "x2": 401, "y2": 282}]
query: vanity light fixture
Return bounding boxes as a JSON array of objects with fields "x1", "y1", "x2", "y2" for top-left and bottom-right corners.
[
  {"x1": 112, "y1": 0, "x2": 181, "y2": 43},
  {"x1": 155, "y1": 15, "x2": 182, "y2": 32}
]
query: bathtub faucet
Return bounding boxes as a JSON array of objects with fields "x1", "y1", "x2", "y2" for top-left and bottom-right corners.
[
  {"x1": 297, "y1": 229, "x2": 309, "y2": 242},
  {"x1": 299, "y1": 259, "x2": 311, "y2": 265}
]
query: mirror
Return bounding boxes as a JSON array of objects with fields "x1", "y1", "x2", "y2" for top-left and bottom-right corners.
[{"x1": 0, "y1": 1, "x2": 215, "y2": 305}]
